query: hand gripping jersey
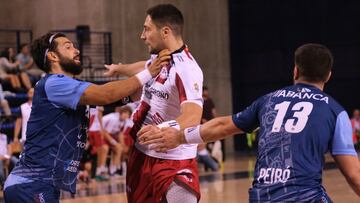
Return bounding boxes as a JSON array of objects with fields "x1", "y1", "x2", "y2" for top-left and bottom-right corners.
[
  {"x1": 232, "y1": 83, "x2": 356, "y2": 202},
  {"x1": 131, "y1": 45, "x2": 203, "y2": 160}
]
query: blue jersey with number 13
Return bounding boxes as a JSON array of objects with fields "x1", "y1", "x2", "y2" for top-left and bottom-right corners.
[{"x1": 232, "y1": 83, "x2": 356, "y2": 202}]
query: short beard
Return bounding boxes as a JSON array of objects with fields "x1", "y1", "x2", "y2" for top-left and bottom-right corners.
[
  {"x1": 58, "y1": 53, "x2": 83, "y2": 75},
  {"x1": 150, "y1": 47, "x2": 161, "y2": 55}
]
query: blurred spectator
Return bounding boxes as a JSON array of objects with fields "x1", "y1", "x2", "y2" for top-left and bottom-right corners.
[
  {"x1": 16, "y1": 44, "x2": 43, "y2": 83},
  {"x1": 1, "y1": 47, "x2": 32, "y2": 91},
  {"x1": 14, "y1": 88, "x2": 34, "y2": 144},
  {"x1": 0, "y1": 47, "x2": 22, "y2": 90},
  {"x1": 102, "y1": 107, "x2": 124, "y2": 177},
  {"x1": 351, "y1": 109, "x2": 360, "y2": 150},
  {"x1": 202, "y1": 86, "x2": 217, "y2": 123},
  {"x1": 202, "y1": 86, "x2": 224, "y2": 163},
  {"x1": 88, "y1": 106, "x2": 109, "y2": 181},
  {"x1": 118, "y1": 105, "x2": 133, "y2": 176},
  {"x1": 0, "y1": 133, "x2": 19, "y2": 189},
  {"x1": 197, "y1": 143, "x2": 219, "y2": 172},
  {"x1": 0, "y1": 84, "x2": 11, "y2": 117}
]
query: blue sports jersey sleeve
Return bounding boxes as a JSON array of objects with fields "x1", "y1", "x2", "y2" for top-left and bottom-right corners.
[
  {"x1": 331, "y1": 111, "x2": 357, "y2": 156},
  {"x1": 45, "y1": 74, "x2": 91, "y2": 110},
  {"x1": 232, "y1": 98, "x2": 261, "y2": 133}
]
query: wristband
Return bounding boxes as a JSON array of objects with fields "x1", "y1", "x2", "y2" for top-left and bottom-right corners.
[
  {"x1": 135, "y1": 68, "x2": 152, "y2": 86},
  {"x1": 184, "y1": 125, "x2": 204, "y2": 144},
  {"x1": 157, "y1": 120, "x2": 180, "y2": 130}
]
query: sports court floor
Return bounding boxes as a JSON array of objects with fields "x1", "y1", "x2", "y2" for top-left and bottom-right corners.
[{"x1": 53, "y1": 153, "x2": 358, "y2": 203}]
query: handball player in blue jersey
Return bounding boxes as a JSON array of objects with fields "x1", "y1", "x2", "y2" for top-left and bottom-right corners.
[
  {"x1": 3, "y1": 32, "x2": 170, "y2": 203},
  {"x1": 139, "y1": 43, "x2": 360, "y2": 202}
]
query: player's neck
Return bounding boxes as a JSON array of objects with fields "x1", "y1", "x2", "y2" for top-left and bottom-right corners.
[
  {"x1": 294, "y1": 79, "x2": 325, "y2": 91},
  {"x1": 166, "y1": 38, "x2": 184, "y2": 53}
]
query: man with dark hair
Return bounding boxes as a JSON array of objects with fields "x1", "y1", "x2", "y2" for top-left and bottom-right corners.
[
  {"x1": 139, "y1": 43, "x2": 360, "y2": 202},
  {"x1": 105, "y1": 4, "x2": 203, "y2": 203},
  {"x1": 3, "y1": 32, "x2": 170, "y2": 203}
]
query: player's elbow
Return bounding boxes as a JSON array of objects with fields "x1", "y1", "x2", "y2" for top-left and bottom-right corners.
[{"x1": 344, "y1": 168, "x2": 360, "y2": 196}]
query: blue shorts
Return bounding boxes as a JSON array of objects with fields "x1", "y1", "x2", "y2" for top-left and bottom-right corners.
[{"x1": 4, "y1": 181, "x2": 60, "y2": 203}]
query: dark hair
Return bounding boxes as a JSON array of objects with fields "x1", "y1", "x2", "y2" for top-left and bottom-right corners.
[
  {"x1": 147, "y1": 4, "x2": 184, "y2": 36},
  {"x1": 203, "y1": 86, "x2": 208, "y2": 91},
  {"x1": 19, "y1": 43, "x2": 29, "y2": 52},
  {"x1": 30, "y1": 32, "x2": 66, "y2": 73},
  {"x1": 120, "y1": 106, "x2": 132, "y2": 115},
  {"x1": 0, "y1": 47, "x2": 11, "y2": 59},
  {"x1": 295, "y1": 43, "x2": 333, "y2": 83}
]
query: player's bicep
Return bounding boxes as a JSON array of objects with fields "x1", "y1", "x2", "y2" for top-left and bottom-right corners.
[
  {"x1": 175, "y1": 68, "x2": 203, "y2": 107},
  {"x1": 177, "y1": 102, "x2": 203, "y2": 128},
  {"x1": 331, "y1": 111, "x2": 357, "y2": 156}
]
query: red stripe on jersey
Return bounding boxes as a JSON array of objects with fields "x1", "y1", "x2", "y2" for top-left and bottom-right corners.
[
  {"x1": 130, "y1": 101, "x2": 151, "y2": 139},
  {"x1": 89, "y1": 115, "x2": 95, "y2": 128},
  {"x1": 176, "y1": 73, "x2": 187, "y2": 103},
  {"x1": 155, "y1": 65, "x2": 171, "y2": 84},
  {"x1": 184, "y1": 47, "x2": 193, "y2": 60}
]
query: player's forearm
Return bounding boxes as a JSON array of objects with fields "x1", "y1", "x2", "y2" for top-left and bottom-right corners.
[
  {"x1": 343, "y1": 164, "x2": 360, "y2": 196},
  {"x1": 197, "y1": 116, "x2": 242, "y2": 143},
  {"x1": 347, "y1": 176, "x2": 360, "y2": 196},
  {"x1": 117, "y1": 61, "x2": 146, "y2": 77},
  {"x1": 334, "y1": 155, "x2": 360, "y2": 196},
  {"x1": 130, "y1": 87, "x2": 143, "y2": 102},
  {"x1": 176, "y1": 113, "x2": 201, "y2": 130},
  {"x1": 80, "y1": 76, "x2": 143, "y2": 105}
]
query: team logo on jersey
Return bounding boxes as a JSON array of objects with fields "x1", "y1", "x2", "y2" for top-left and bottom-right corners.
[
  {"x1": 273, "y1": 90, "x2": 329, "y2": 104},
  {"x1": 144, "y1": 86, "x2": 169, "y2": 100},
  {"x1": 194, "y1": 83, "x2": 199, "y2": 92},
  {"x1": 297, "y1": 87, "x2": 311, "y2": 93},
  {"x1": 155, "y1": 65, "x2": 171, "y2": 84}
]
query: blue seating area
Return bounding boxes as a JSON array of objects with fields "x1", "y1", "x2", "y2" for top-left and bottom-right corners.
[{"x1": 0, "y1": 93, "x2": 28, "y2": 140}]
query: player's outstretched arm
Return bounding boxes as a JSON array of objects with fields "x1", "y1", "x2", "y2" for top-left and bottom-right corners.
[
  {"x1": 138, "y1": 115, "x2": 243, "y2": 152},
  {"x1": 80, "y1": 49, "x2": 170, "y2": 106},
  {"x1": 104, "y1": 61, "x2": 147, "y2": 77},
  {"x1": 333, "y1": 155, "x2": 360, "y2": 196}
]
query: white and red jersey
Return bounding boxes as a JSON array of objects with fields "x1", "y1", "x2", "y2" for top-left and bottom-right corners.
[
  {"x1": 20, "y1": 101, "x2": 32, "y2": 142},
  {"x1": 102, "y1": 112, "x2": 122, "y2": 135},
  {"x1": 89, "y1": 106, "x2": 104, "y2": 132},
  {"x1": 132, "y1": 45, "x2": 203, "y2": 160},
  {"x1": 122, "y1": 118, "x2": 134, "y2": 134}
]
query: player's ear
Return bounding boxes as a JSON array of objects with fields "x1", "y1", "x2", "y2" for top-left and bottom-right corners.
[
  {"x1": 48, "y1": 51, "x2": 59, "y2": 63},
  {"x1": 293, "y1": 66, "x2": 299, "y2": 80},
  {"x1": 161, "y1": 26, "x2": 171, "y2": 39},
  {"x1": 324, "y1": 71, "x2": 332, "y2": 83}
]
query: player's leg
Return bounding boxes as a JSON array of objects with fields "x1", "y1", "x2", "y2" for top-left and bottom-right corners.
[
  {"x1": 165, "y1": 181, "x2": 197, "y2": 203},
  {"x1": 4, "y1": 179, "x2": 60, "y2": 203},
  {"x1": 126, "y1": 148, "x2": 154, "y2": 203}
]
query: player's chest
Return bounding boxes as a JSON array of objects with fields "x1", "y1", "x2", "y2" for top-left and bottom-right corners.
[{"x1": 144, "y1": 68, "x2": 177, "y2": 101}]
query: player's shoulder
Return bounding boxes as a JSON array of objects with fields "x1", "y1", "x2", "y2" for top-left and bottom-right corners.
[
  {"x1": 172, "y1": 46, "x2": 201, "y2": 68},
  {"x1": 172, "y1": 56, "x2": 203, "y2": 82},
  {"x1": 278, "y1": 84, "x2": 345, "y2": 115}
]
